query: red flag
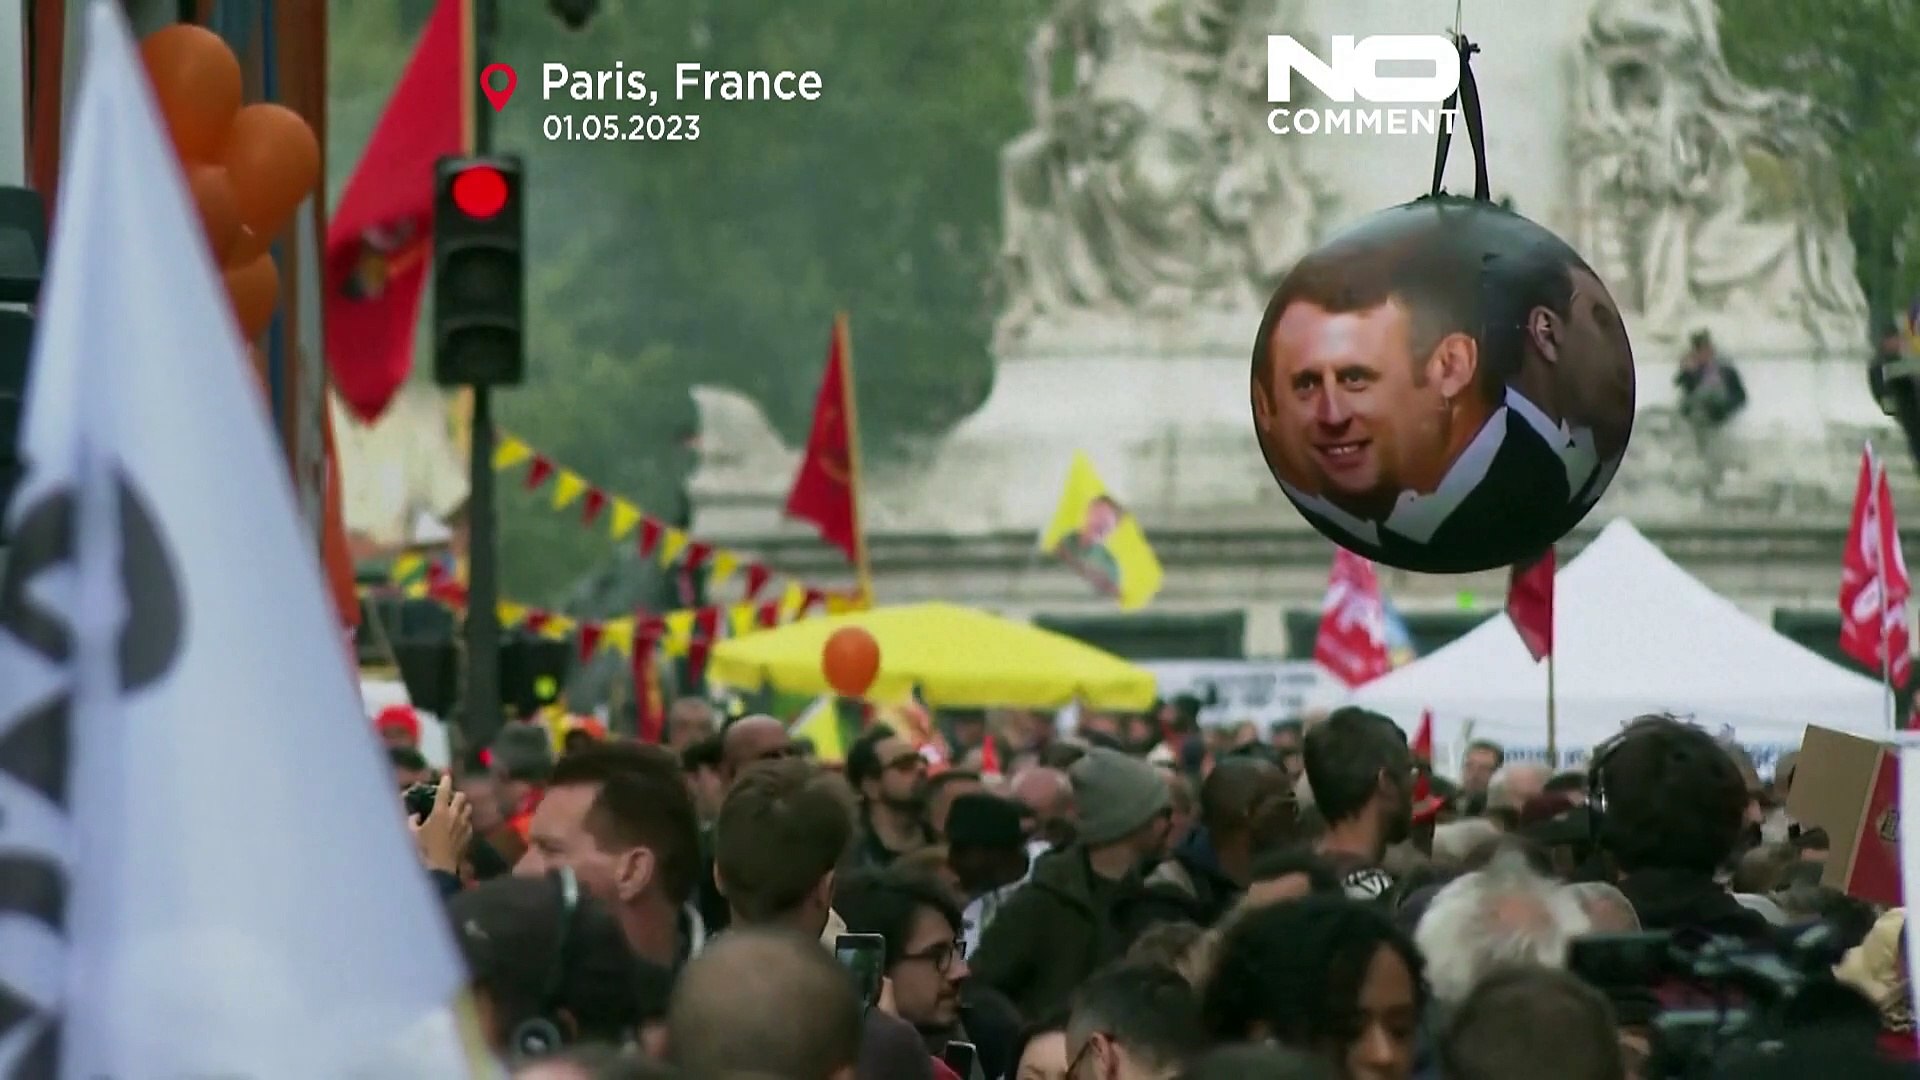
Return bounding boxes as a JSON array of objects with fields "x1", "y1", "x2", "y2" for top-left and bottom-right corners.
[
  {"x1": 687, "y1": 607, "x2": 722, "y2": 687},
  {"x1": 1840, "y1": 445, "x2": 1912, "y2": 687},
  {"x1": 581, "y1": 488, "x2": 608, "y2": 525},
  {"x1": 1313, "y1": 550, "x2": 1394, "y2": 687},
  {"x1": 756, "y1": 600, "x2": 781, "y2": 628},
  {"x1": 1507, "y1": 549, "x2": 1556, "y2": 661},
  {"x1": 324, "y1": 0, "x2": 466, "y2": 422},
  {"x1": 784, "y1": 317, "x2": 862, "y2": 564},
  {"x1": 638, "y1": 518, "x2": 663, "y2": 557},
  {"x1": 577, "y1": 623, "x2": 604, "y2": 662},
  {"x1": 743, "y1": 562, "x2": 772, "y2": 600},
  {"x1": 684, "y1": 542, "x2": 714, "y2": 572},
  {"x1": 1409, "y1": 708, "x2": 1445, "y2": 822},
  {"x1": 524, "y1": 455, "x2": 554, "y2": 491},
  {"x1": 633, "y1": 627, "x2": 665, "y2": 744},
  {"x1": 980, "y1": 731, "x2": 1003, "y2": 778}
]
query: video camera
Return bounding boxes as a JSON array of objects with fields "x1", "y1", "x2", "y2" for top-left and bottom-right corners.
[{"x1": 1568, "y1": 922, "x2": 1857, "y2": 1078}]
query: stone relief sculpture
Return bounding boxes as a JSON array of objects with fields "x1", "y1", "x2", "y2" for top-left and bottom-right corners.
[
  {"x1": 995, "y1": 0, "x2": 1330, "y2": 352},
  {"x1": 1571, "y1": 0, "x2": 1868, "y2": 352}
]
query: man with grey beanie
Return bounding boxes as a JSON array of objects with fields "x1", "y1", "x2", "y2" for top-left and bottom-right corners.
[{"x1": 971, "y1": 747, "x2": 1174, "y2": 1019}]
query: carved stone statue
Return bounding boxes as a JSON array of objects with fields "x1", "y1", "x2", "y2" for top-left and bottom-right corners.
[
  {"x1": 995, "y1": 0, "x2": 1329, "y2": 353},
  {"x1": 1571, "y1": 0, "x2": 1868, "y2": 352}
]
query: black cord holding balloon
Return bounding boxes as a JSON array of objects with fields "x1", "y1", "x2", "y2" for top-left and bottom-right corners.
[
  {"x1": 1429, "y1": 35, "x2": 1490, "y2": 202},
  {"x1": 1249, "y1": 23, "x2": 1638, "y2": 576}
]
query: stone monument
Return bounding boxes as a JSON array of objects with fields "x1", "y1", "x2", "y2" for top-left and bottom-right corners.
[{"x1": 689, "y1": 0, "x2": 1904, "y2": 623}]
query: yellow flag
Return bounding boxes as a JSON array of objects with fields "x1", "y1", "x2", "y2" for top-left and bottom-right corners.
[
  {"x1": 492, "y1": 435, "x2": 533, "y2": 471},
  {"x1": 657, "y1": 528, "x2": 690, "y2": 567},
  {"x1": 497, "y1": 601, "x2": 528, "y2": 628},
  {"x1": 709, "y1": 550, "x2": 739, "y2": 589},
  {"x1": 728, "y1": 603, "x2": 758, "y2": 638},
  {"x1": 601, "y1": 619, "x2": 635, "y2": 656},
  {"x1": 663, "y1": 609, "x2": 695, "y2": 654},
  {"x1": 543, "y1": 616, "x2": 576, "y2": 639},
  {"x1": 551, "y1": 471, "x2": 587, "y2": 510},
  {"x1": 792, "y1": 696, "x2": 846, "y2": 764},
  {"x1": 777, "y1": 581, "x2": 806, "y2": 620},
  {"x1": 390, "y1": 552, "x2": 424, "y2": 584},
  {"x1": 1038, "y1": 451, "x2": 1164, "y2": 611},
  {"x1": 608, "y1": 500, "x2": 643, "y2": 540}
]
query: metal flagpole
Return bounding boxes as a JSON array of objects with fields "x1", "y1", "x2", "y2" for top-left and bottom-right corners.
[{"x1": 1546, "y1": 649, "x2": 1558, "y2": 765}]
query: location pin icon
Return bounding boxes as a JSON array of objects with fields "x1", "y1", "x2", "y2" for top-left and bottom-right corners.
[{"x1": 480, "y1": 64, "x2": 517, "y2": 112}]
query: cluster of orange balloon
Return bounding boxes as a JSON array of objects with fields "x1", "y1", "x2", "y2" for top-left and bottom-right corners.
[
  {"x1": 822, "y1": 627, "x2": 881, "y2": 698},
  {"x1": 140, "y1": 25, "x2": 320, "y2": 355}
]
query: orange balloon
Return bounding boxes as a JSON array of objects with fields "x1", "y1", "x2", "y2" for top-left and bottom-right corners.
[
  {"x1": 186, "y1": 163, "x2": 241, "y2": 263},
  {"x1": 821, "y1": 626, "x2": 882, "y2": 697},
  {"x1": 140, "y1": 25, "x2": 242, "y2": 162},
  {"x1": 221, "y1": 103, "x2": 320, "y2": 239},
  {"x1": 224, "y1": 253, "x2": 280, "y2": 340},
  {"x1": 228, "y1": 224, "x2": 271, "y2": 264}
]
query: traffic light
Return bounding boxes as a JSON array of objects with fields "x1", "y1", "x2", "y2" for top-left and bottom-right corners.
[
  {"x1": 433, "y1": 155, "x2": 524, "y2": 387},
  {"x1": 0, "y1": 186, "x2": 47, "y2": 534}
]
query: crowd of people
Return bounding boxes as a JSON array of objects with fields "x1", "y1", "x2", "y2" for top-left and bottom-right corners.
[{"x1": 374, "y1": 695, "x2": 1918, "y2": 1079}]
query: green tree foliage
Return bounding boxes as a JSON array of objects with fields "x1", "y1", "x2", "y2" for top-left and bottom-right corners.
[
  {"x1": 331, "y1": 0, "x2": 1045, "y2": 601},
  {"x1": 1718, "y1": 0, "x2": 1920, "y2": 328}
]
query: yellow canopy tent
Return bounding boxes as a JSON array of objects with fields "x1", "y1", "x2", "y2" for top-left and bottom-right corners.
[{"x1": 707, "y1": 602, "x2": 1157, "y2": 711}]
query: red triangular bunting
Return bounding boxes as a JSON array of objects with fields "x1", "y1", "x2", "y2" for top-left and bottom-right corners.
[
  {"x1": 639, "y1": 518, "x2": 664, "y2": 557},
  {"x1": 524, "y1": 455, "x2": 555, "y2": 490},
  {"x1": 524, "y1": 609, "x2": 551, "y2": 633},
  {"x1": 581, "y1": 488, "x2": 608, "y2": 525},
  {"x1": 684, "y1": 542, "x2": 714, "y2": 571},
  {"x1": 687, "y1": 607, "x2": 722, "y2": 686},
  {"x1": 756, "y1": 600, "x2": 781, "y2": 627},
  {"x1": 743, "y1": 563, "x2": 772, "y2": 599},
  {"x1": 801, "y1": 588, "x2": 826, "y2": 615},
  {"x1": 577, "y1": 623, "x2": 604, "y2": 661}
]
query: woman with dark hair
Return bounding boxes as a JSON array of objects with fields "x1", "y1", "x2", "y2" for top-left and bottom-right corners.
[{"x1": 1200, "y1": 896, "x2": 1426, "y2": 1080}]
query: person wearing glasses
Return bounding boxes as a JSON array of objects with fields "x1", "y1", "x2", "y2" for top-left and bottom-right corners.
[
  {"x1": 846, "y1": 728, "x2": 938, "y2": 869},
  {"x1": 837, "y1": 868, "x2": 1021, "y2": 1080},
  {"x1": 1063, "y1": 962, "x2": 1204, "y2": 1079}
]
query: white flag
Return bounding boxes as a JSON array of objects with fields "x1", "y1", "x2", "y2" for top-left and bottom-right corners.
[{"x1": 0, "y1": 4, "x2": 467, "y2": 1076}]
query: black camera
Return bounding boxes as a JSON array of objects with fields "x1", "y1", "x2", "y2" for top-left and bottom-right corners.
[
  {"x1": 403, "y1": 781, "x2": 441, "y2": 822},
  {"x1": 1568, "y1": 923, "x2": 1856, "y2": 1078}
]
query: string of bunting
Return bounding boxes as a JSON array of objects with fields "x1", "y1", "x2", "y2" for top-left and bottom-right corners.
[
  {"x1": 380, "y1": 554, "x2": 832, "y2": 665},
  {"x1": 493, "y1": 430, "x2": 842, "y2": 607}
]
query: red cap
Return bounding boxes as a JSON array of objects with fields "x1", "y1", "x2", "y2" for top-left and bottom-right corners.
[{"x1": 374, "y1": 704, "x2": 420, "y2": 742}]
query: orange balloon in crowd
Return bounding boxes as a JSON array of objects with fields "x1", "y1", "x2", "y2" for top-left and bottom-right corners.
[
  {"x1": 185, "y1": 163, "x2": 242, "y2": 263},
  {"x1": 822, "y1": 626, "x2": 882, "y2": 697},
  {"x1": 139, "y1": 24, "x2": 243, "y2": 162},
  {"x1": 224, "y1": 253, "x2": 280, "y2": 339},
  {"x1": 220, "y1": 103, "x2": 320, "y2": 240}
]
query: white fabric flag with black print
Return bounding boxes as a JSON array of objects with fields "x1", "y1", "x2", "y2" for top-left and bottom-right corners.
[{"x1": 0, "y1": 4, "x2": 470, "y2": 1076}]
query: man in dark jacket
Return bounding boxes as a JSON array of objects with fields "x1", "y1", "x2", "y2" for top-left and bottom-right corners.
[
  {"x1": 971, "y1": 748, "x2": 1172, "y2": 1019},
  {"x1": 1137, "y1": 754, "x2": 1299, "y2": 928}
]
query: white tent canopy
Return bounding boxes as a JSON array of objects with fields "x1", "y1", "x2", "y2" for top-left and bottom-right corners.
[{"x1": 1351, "y1": 519, "x2": 1890, "y2": 774}]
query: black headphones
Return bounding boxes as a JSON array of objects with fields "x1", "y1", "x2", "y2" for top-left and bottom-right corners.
[{"x1": 510, "y1": 866, "x2": 580, "y2": 1060}]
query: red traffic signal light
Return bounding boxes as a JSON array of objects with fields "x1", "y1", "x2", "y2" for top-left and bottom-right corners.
[{"x1": 450, "y1": 166, "x2": 509, "y2": 220}]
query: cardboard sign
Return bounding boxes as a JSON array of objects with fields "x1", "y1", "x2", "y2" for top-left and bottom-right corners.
[{"x1": 1786, "y1": 724, "x2": 1903, "y2": 906}]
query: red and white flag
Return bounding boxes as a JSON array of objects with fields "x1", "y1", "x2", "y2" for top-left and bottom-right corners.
[
  {"x1": 1840, "y1": 444, "x2": 1911, "y2": 688},
  {"x1": 1314, "y1": 550, "x2": 1394, "y2": 688}
]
